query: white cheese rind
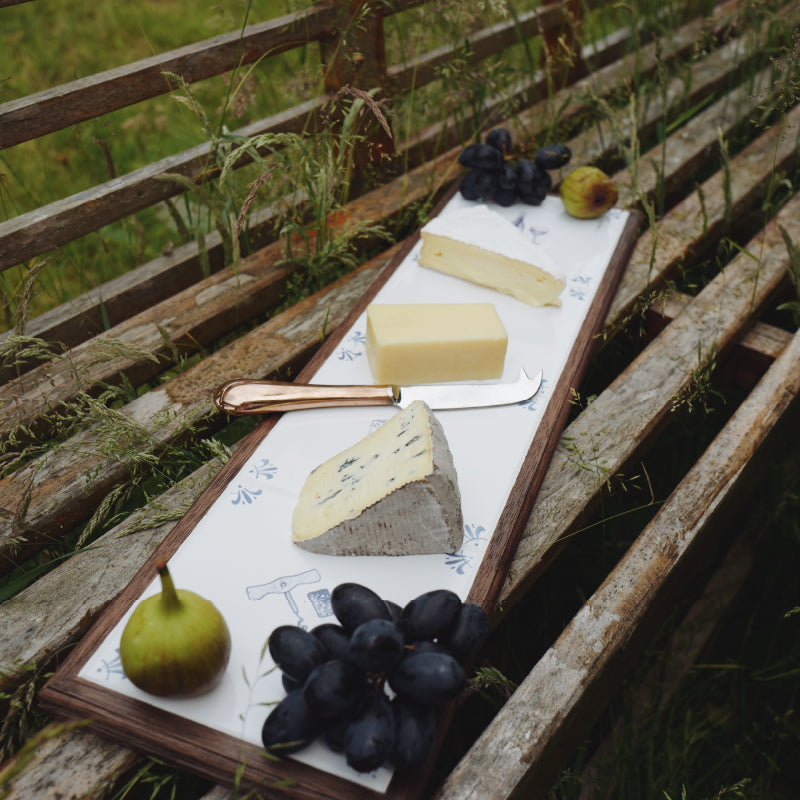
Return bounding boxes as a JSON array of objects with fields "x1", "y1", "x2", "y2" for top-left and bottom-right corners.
[
  {"x1": 291, "y1": 401, "x2": 463, "y2": 556},
  {"x1": 418, "y1": 204, "x2": 565, "y2": 307}
]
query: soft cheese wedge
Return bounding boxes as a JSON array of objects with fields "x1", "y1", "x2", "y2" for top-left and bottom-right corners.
[
  {"x1": 292, "y1": 401, "x2": 463, "y2": 556},
  {"x1": 366, "y1": 302, "x2": 507, "y2": 385},
  {"x1": 418, "y1": 204, "x2": 565, "y2": 307}
]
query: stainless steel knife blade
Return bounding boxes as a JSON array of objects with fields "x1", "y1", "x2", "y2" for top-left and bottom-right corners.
[{"x1": 213, "y1": 368, "x2": 542, "y2": 415}]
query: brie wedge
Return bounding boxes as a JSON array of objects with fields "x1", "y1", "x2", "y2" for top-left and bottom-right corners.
[{"x1": 418, "y1": 204, "x2": 565, "y2": 307}]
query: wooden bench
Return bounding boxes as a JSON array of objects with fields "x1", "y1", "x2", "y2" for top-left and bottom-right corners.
[{"x1": 2, "y1": 0, "x2": 800, "y2": 797}]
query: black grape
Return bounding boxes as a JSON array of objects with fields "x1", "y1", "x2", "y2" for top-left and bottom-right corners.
[
  {"x1": 304, "y1": 659, "x2": 367, "y2": 718},
  {"x1": 344, "y1": 688, "x2": 396, "y2": 773},
  {"x1": 349, "y1": 618, "x2": 405, "y2": 673},
  {"x1": 323, "y1": 713, "x2": 351, "y2": 753},
  {"x1": 384, "y1": 599, "x2": 403, "y2": 625},
  {"x1": 400, "y1": 589, "x2": 462, "y2": 642},
  {"x1": 409, "y1": 639, "x2": 448, "y2": 656},
  {"x1": 312, "y1": 623, "x2": 352, "y2": 662},
  {"x1": 486, "y1": 127, "x2": 513, "y2": 155},
  {"x1": 442, "y1": 602, "x2": 490, "y2": 663},
  {"x1": 534, "y1": 143, "x2": 572, "y2": 171},
  {"x1": 268, "y1": 625, "x2": 329, "y2": 684},
  {"x1": 458, "y1": 142, "x2": 504, "y2": 171},
  {"x1": 391, "y1": 698, "x2": 438, "y2": 773},
  {"x1": 459, "y1": 169, "x2": 482, "y2": 201},
  {"x1": 515, "y1": 157, "x2": 547, "y2": 190},
  {"x1": 389, "y1": 651, "x2": 465, "y2": 705},
  {"x1": 261, "y1": 689, "x2": 320, "y2": 755},
  {"x1": 331, "y1": 583, "x2": 392, "y2": 633},
  {"x1": 518, "y1": 182, "x2": 549, "y2": 206},
  {"x1": 493, "y1": 186, "x2": 517, "y2": 207},
  {"x1": 281, "y1": 672, "x2": 302, "y2": 694},
  {"x1": 497, "y1": 162, "x2": 518, "y2": 190}
]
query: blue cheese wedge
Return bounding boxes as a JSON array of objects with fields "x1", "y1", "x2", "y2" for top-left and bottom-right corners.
[
  {"x1": 418, "y1": 204, "x2": 565, "y2": 307},
  {"x1": 291, "y1": 401, "x2": 463, "y2": 556}
]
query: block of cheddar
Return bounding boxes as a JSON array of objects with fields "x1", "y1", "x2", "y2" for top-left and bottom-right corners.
[
  {"x1": 365, "y1": 302, "x2": 507, "y2": 385},
  {"x1": 291, "y1": 400, "x2": 463, "y2": 556},
  {"x1": 418, "y1": 204, "x2": 565, "y2": 307}
]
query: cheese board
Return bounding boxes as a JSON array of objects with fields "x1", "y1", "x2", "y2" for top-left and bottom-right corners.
[{"x1": 41, "y1": 183, "x2": 640, "y2": 799}]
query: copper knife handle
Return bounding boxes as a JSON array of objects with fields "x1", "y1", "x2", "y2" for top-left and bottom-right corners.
[{"x1": 213, "y1": 379, "x2": 398, "y2": 415}]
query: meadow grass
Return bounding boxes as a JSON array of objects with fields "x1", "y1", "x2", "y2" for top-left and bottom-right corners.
[{"x1": 1, "y1": 1, "x2": 799, "y2": 798}]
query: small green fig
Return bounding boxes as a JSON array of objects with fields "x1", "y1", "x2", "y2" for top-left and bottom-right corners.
[
  {"x1": 120, "y1": 562, "x2": 231, "y2": 697},
  {"x1": 559, "y1": 166, "x2": 618, "y2": 219}
]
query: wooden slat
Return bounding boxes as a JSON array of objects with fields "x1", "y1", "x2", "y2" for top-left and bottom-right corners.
[
  {"x1": 577, "y1": 527, "x2": 756, "y2": 799},
  {"x1": 436, "y1": 324, "x2": 800, "y2": 800},
  {"x1": 608, "y1": 101, "x2": 800, "y2": 331},
  {"x1": 0, "y1": 727, "x2": 141, "y2": 800},
  {"x1": 0, "y1": 7, "x2": 339, "y2": 150},
  {"x1": 385, "y1": 2, "x2": 570, "y2": 93},
  {"x1": 0, "y1": 97, "x2": 329, "y2": 273},
  {"x1": 0, "y1": 5, "x2": 750, "y2": 372},
  {"x1": 498, "y1": 188, "x2": 800, "y2": 614},
  {"x1": 0, "y1": 244, "x2": 400, "y2": 574},
  {"x1": 0, "y1": 147, "x2": 455, "y2": 437},
  {"x1": 0, "y1": 0, "x2": 723, "y2": 274}
]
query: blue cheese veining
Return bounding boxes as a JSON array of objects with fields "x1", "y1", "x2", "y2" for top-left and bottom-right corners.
[{"x1": 291, "y1": 401, "x2": 463, "y2": 556}]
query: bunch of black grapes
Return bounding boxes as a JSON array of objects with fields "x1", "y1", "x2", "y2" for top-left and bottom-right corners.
[
  {"x1": 459, "y1": 128, "x2": 571, "y2": 207},
  {"x1": 261, "y1": 582, "x2": 489, "y2": 775}
]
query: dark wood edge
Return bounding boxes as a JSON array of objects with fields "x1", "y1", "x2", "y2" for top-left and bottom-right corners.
[
  {"x1": 40, "y1": 194, "x2": 642, "y2": 800},
  {"x1": 469, "y1": 208, "x2": 644, "y2": 613}
]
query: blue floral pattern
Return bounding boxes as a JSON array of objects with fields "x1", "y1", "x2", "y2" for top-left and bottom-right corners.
[
  {"x1": 336, "y1": 330, "x2": 366, "y2": 362},
  {"x1": 569, "y1": 274, "x2": 593, "y2": 301},
  {"x1": 230, "y1": 458, "x2": 277, "y2": 506},
  {"x1": 519, "y1": 377, "x2": 548, "y2": 412},
  {"x1": 445, "y1": 523, "x2": 488, "y2": 574},
  {"x1": 96, "y1": 648, "x2": 126, "y2": 682}
]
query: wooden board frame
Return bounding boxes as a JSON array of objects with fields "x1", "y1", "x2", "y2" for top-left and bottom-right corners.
[{"x1": 40, "y1": 187, "x2": 642, "y2": 800}]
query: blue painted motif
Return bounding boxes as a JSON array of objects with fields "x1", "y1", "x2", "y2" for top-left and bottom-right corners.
[
  {"x1": 445, "y1": 523, "x2": 488, "y2": 574},
  {"x1": 97, "y1": 648, "x2": 126, "y2": 681},
  {"x1": 246, "y1": 569, "x2": 322, "y2": 630},
  {"x1": 569, "y1": 274, "x2": 593, "y2": 301},
  {"x1": 337, "y1": 329, "x2": 366, "y2": 362},
  {"x1": 229, "y1": 458, "x2": 277, "y2": 506},
  {"x1": 519, "y1": 377, "x2": 548, "y2": 412}
]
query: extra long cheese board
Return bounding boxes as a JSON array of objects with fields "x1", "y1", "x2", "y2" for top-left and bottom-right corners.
[{"x1": 41, "y1": 182, "x2": 640, "y2": 799}]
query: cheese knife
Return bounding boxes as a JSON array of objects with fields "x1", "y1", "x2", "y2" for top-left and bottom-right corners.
[{"x1": 213, "y1": 367, "x2": 542, "y2": 414}]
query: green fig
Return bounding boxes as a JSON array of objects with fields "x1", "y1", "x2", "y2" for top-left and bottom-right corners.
[
  {"x1": 559, "y1": 166, "x2": 618, "y2": 219},
  {"x1": 119, "y1": 562, "x2": 231, "y2": 697}
]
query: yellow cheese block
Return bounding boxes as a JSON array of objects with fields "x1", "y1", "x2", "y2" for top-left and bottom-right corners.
[{"x1": 365, "y1": 303, "x2": 507, "y2": 385}]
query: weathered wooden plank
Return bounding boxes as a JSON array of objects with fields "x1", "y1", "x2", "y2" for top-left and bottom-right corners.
[
  {"x1": 497, "y1": 189, "x2": 800, "y2": 616},
  {"x1": 0, "y1": 250, "x2": 292, "y2": 438},
  {"x1": 0, "y1": 0, "x2": 727, "y2": 349},
  {"x1": 646, "y1": 293, "x2": 794, "y2": 391},
  {"x1": 607, "y1": 100, "x2": 800, "y2": 333},
  {"x1": 0, "y1": 7, "x2": 339, "y2": 150},
  {"x1": 0, "y1": 150, "x2": 450, "y2": 434},
  {"x1": 577, "y1": 528, "x2": 756, "y2": 799},
  {"x1": 0, "y1": 0, "x2": 732, "y2": 274},
  {"x1": 435, "y1": 307, "x2": 800, "y2": 800},
  {"x1": 0, "y1": 245, "x2": 398, "y2": 574},
  {"x1": 0, "y1": 97, "x2": 329, "y2": 273},
  {"x1": 385, "y1": 2, "x2": 570, "y2": 94},
  {"x1": 0, "y1": 726, "x2": 141, "y2": 800}
]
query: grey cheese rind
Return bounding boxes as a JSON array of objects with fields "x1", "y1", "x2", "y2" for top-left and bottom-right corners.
[{"x1": 291, "y1": 401, "x2": 463, "y2": 556}]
